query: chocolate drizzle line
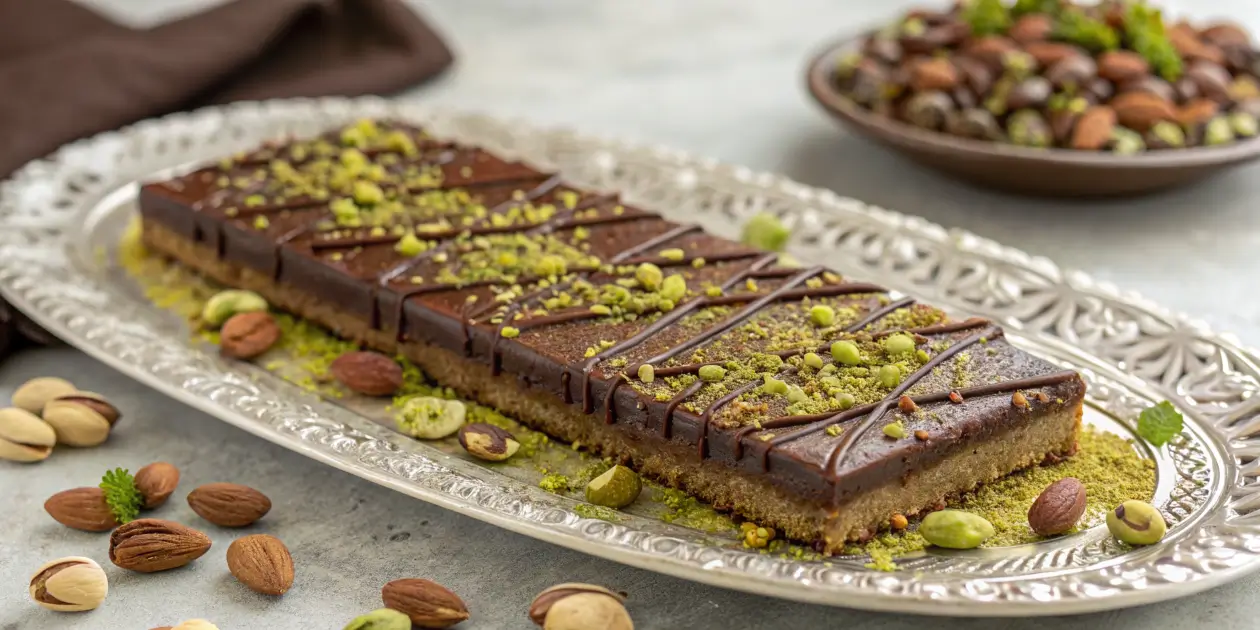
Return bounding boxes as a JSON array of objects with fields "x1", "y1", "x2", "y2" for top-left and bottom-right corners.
[{"x1": 660, "y1": 380, "x2": 706, "y2": 438}]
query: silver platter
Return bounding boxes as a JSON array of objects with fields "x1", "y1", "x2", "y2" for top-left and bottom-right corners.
[{"x1": 2, "y1": 97, "x2": 1258, "y2": 616}]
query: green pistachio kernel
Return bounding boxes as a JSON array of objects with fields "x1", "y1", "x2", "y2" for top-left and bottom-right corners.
[
  {"x1": 202, "y1": 290, "x2": 268, "y2": 327},
  {"x1": 1206, "y1": 116, "x2": 1237, "y2": 145},
  {"x1": 353, "y1": 180, "x2": 385, "y2": 205},
  {"x1": 383, "y1": 130, "x2": 417, "y2": 155},
  {"x1": 705, "y1": 286, "x2": 723, "y2": 297},
  {"x1": 882, "y1": 421, "x2": 906, "y2": 439},
  {"x1": 659, "y1": 248, "x2": 685, "y2": 261},
  {"x1": 762, "y1": 375, "x2": 789, "y2": 395},
  {"x1": 1106, "y1": 500, "x2": 1167, "y2": 545},
  {"x1": 658, "y1": 299, "x2": 676, "y2": 312},
  {"x1": 1110, "y1": 127, "x2": 1146, "y2": 154},
  {"x1": 740, "y1": 212, "x2": 790, "y2": 252},
  {"x1": 1150, "y1": 121, "x2": 1186, "y2": 148},
  {"x1": 787, "y1": 385, "x2": 809, "y2": 403},
  {"x1": 831, "y1": 340, "x2": 862, "y2": 365},
  {"x1": 698, "y1": 365, "x2": 727, "y2": 382},
  {"x1": 244, "y1": 194, "x2": 266, "y2": 207},
  {"x1": 916, "y1": 349, "x2": 931, "y2": 363},
  {"x1": 637, "y1": 364, "x2": 655, "y2": 383},
  {"x1": 883, "y1": 333, "x2": 916, "y2": 356},
  {"x1": 395, "y1": 233, "x2": 425, "y2": 257},
  {"x1": 585, "y1": 464, "x2": 642, "y2": 509},
  {"x1": 878, "y1": 364, "x2": 902, "y2": 388},
  {"x1": 809, "y1": 305, "x2": 836, "y2": 327},
  {"x1": 253, "y1": 216, "x2": 269, "y2": 230},
  {"x1": 803, "y1": 352, "x2": 825, "y2": 370},
  {"x1": 1229, "y1": 112, "x2": 1259, "y2": 138},
  {"x1": 659, "y1": 274, "x2": 687, "y2": 302},
  {"x1": 331, "y1": 198, "x2": 360, "y2": 225},
  {"x1": 835, "y1": 392, "x2": 856, "y2": 410},
  {"x1": 636, "y1": 263, "x2": 664, "y2": 291},
  {"x1": 534, "y1": 254, "x2": 568, "y2": 277},
  {"x1": 340, "y1": 148, "x2": 368, "y2": 168},
  {"x1": 343, "y1": 608, "x2": 412, "y2": 630},
  {"x1": 500, "y1": 326, "x2": 521, "y2": 338},
  {"x1": 395, "y1": 396, "x2": 466, "y2": 439},
  {"x1": 920, "y1": 510, "x2": 995, "y2": 549},
  {"x1": 590, "y1": 304, "x2": 612, "y2": 316}
]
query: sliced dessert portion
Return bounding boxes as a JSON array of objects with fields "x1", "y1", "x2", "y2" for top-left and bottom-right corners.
[{"x1": 137, "y1": 119, "x2": 1084, "y2": 551}]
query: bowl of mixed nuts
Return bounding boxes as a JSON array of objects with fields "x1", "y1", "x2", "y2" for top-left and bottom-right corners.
[{"x1": 806, "y1": 0, "x2": 1260, "y2": 196}]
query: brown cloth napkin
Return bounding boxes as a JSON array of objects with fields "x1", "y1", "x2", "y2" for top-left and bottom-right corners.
[{"x1": 0, "y1": 0, "x2": 455, "y2": 358}]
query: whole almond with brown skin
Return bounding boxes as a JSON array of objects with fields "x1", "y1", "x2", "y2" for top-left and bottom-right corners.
[
  {"x1": 909, "y1": 58, "x2": 958, "y2": 92},
  {"x1": 187, "y1": 483, "x2": 271, "y2": 527},
  {"x1": 44, "y1": 487, "x2": 119, "y2": 532},
  {"x1": 960, "y1": 35, "x2": 1016, "y2": 70},
  {"x1": 1201, "y1": 22, "x2": 1251, "y2": 48},
  {"x1": 382, "y1": 578, "x2": 470, "y2": 629},
  {"x1": 1027, "y1": 477, "x2": 1087, "y2": 536},
  {"x1": 135, "y1": 462, "x2": 180, "y2": 509},
  {"x1": 330, "y1": 351, "x2": 403, "y2": 396},
  {"x1": 1111, "y1": 91, "x2": 1176, "y2": 132},
  {"x1": 219, "y1": 312, "x2": 280, "y2": 360},
  {"x1": 1023, "y1": 41, "x2": 1083, "y2": 67},
  {"x1": 227, "y1": 534, "x2": 294, "y2": 596},
  {"x1": 1008, "y1": 13, "x2": 1052, "y2": 43},
  {"x1": 109, "y1": 518, "x2": 211, "y2": 572},
  {"x1": 1178, "y1": 98, "x2": 1221, "y2": 127},
  {"x1": 1097, "y1": 51, "x2": 1150, "y2": 83},
  {"x1": 1168, "y1": 26, "x2": 1226, "y2": 65},
  {"x1": 1070, "y1": 106, "x2": 1117, "y2": 150}
]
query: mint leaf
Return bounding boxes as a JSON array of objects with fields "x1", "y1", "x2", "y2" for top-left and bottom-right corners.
[
  {"x1": 100, "y1": 467, "x2": 143, "y2": 524},
  {"x1": 1137, "y1": 401, "x2": 1183, "y2": 446}
]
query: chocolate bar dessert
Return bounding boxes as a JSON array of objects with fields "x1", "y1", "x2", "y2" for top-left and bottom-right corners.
[{"x1": 137, "y1": 119, "x2": 1084, "y2": 551}]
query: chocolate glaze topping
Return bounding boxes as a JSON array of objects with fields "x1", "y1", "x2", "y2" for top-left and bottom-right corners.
[{"x1": 138, "y1": 120, "x2": 1086, "y2": 510}]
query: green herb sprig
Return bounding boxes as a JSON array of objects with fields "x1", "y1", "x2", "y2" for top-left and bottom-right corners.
[
  {"x1": 1012, "y1": 0, "x2": 1062, "y2": 17},
  {"x1": 961, "y1": 0, "x2": 1012, "y2": 37},
  {"x1": 1053, "y1": 8, "x2": 1120, "y2": 52},
  {"x1": 100, "y1": 467, "x2": 144, "y2": 524},
  {"x1": 1123, "y1": 2, "x2": 1183, "y2": 80},
  {"x1": 1137, "y1": 401, "x2": 1184, "y2": 447}
]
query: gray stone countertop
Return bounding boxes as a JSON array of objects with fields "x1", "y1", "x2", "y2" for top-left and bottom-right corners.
[{"x1": 5, "y1": 0, "x2": 1260, "y2": 628}]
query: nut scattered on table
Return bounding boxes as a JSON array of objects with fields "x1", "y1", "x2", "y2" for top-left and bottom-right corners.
[
  {"x1": 218, "y1": 311, "x2": 281, "y2": 359},
  {"x1": 542, "y1": 592, "x2": 634, "y2": 630},
  {"x1": 331, "y1": 350, "x2": 404, "y2": 396},
  {"x1": 833, "y1": 1, "x2": 1260, "y2": 152},
  {"x1": 584, "y1": 465, "x2": 641, "y2": 509},
  {"x1": 108, "y1": 518, "x2": 212, "y2": 573},
  {"x1": 343, "y1": 608, "x2": 413, "y2": 630},
  {"x1": 202, "y1": 289, "x2": 268, "y2": 328},
  {"x1": 395, "y1": 396, "x2": 467, "y2": 439},
  {"x1": 381, "y1": 578, "x2": 470, "y2": 629},
  {"x1": 0, "y1": 407, "x2": 56, "y2": 463},
  {"x1": 42, "y1": 392, "x2": 120, "y2": 447},
  {"x1": 1106, "y1": 499, "x2": 1167, "y2": 545},
  {"x1": 134, "y1": 461, "x2": 181, "y2": 509},
  {"x1": 529, "y1": 583, "x2": 626, "y2": 627},
  {"x1": 44, "y1": 487, "x2": 120, "y2": 532},
  {"x1": 1027, "y1": 477, "x2": 1087, "y2": 536},
  {"x1": 28, "y1": 556, "x2": 109, "y2": 612},
  {"x1": 187, "y1": 482, "x2": 272, "y2": 527},
  {"x1": 12, "y1": 377, "x2": 77, "y2": 415},
  {"x1": 226, "y1": 534, "x2": 295, "y2": 596},
  {"x1": 919, "y1": 509, "x2": 995, "y2": 549},
  {"x1": 457, "y1": 423, "x2": 520, "y2": 462}
]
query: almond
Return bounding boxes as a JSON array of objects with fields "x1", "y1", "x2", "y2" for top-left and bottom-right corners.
[
  {"x1": 330, "y1": 351, "x2": 404, "y2": 396},
  {"x1": 1070, "y1": 106, "x2": 1117, "y2": 150},
  {"x1": 1008, "y1": 14, "x2": 1052, "y2": 43},
  {"x1": 135, "y1": 462, "x2": 180, "y2": 509},
  {"x1": 1022, "y1": 41, "x2": 1084, "y2": 68},
  {"x1": 909, "y1": 58, "x2": 958, "y2": 92},
  {"x1": 108, "y1": 518, "x2": 211, "y2": 573},
  {"x1": 1177, "y1": 98, "x2": 1221, "y2": 127},
  {"x1": 44, "y1": 487, "x2": 120, "y2": 532},
  {"x1": 1027, "y1": 477, "x2": 1087, "y2": 536},
  {"x1": 1097, "y1": 51, "x2": 1150, "y2": 83},
  {"x1": 219, "y1": 312, "x2": 280, "y2": 360},
  {"x1": 382, "y1": 578, "x2": 470, "y2": 629},
  {"x1": 1168, "y1": 25, "x2": 1226, "y2": 65},
  {"x1": 227, "y1": 534, "x2": 294, "y2": 596},
  {"x1": 959, "y1": 35, "x2": 1017, "y2": 70},
  {"x1": 1111, "y1": 91, "x2": 1176, "y2": 132},
  {"x1": 1200, "y1": 22, "x2": 1251, "y2": 48},
  {"x1": 187, "y1": 483, "x2": 271, "y2": 527}
]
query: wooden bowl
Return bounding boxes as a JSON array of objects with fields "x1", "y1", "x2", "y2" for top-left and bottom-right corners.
[{"x1": 805, "y1": 35, "x2": 1260, "y2": 197}]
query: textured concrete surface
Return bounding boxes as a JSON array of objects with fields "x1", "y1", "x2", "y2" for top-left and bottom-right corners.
[{"x1": 5, "y1": 0, "x2": 1260, "y2": 628}]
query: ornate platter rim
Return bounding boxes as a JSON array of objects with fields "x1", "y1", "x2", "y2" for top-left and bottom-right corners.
[{"x1": 1, "y1": 96, "x2": 1258, "y2": 617}]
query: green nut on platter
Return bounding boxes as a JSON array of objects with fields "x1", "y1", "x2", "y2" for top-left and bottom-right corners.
[
  {"x1": 201, "y1": 290, "x2": 268, "y2": 327},
  {"x1": 1106, "y1": 500, "x2": 1167, "y2": 546},
  {"x1": 585, "y1": 465, "x2": 642, "y2": 509},
  {"x1": 395, "y1": 396, "x2": 466, "y2": 439},
  {"x1": 343, "y1": 608, "x2": 412, "y2": 630},
  {"x1": 919, "y1": 509, "x2": 995, "y2": 549}
]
